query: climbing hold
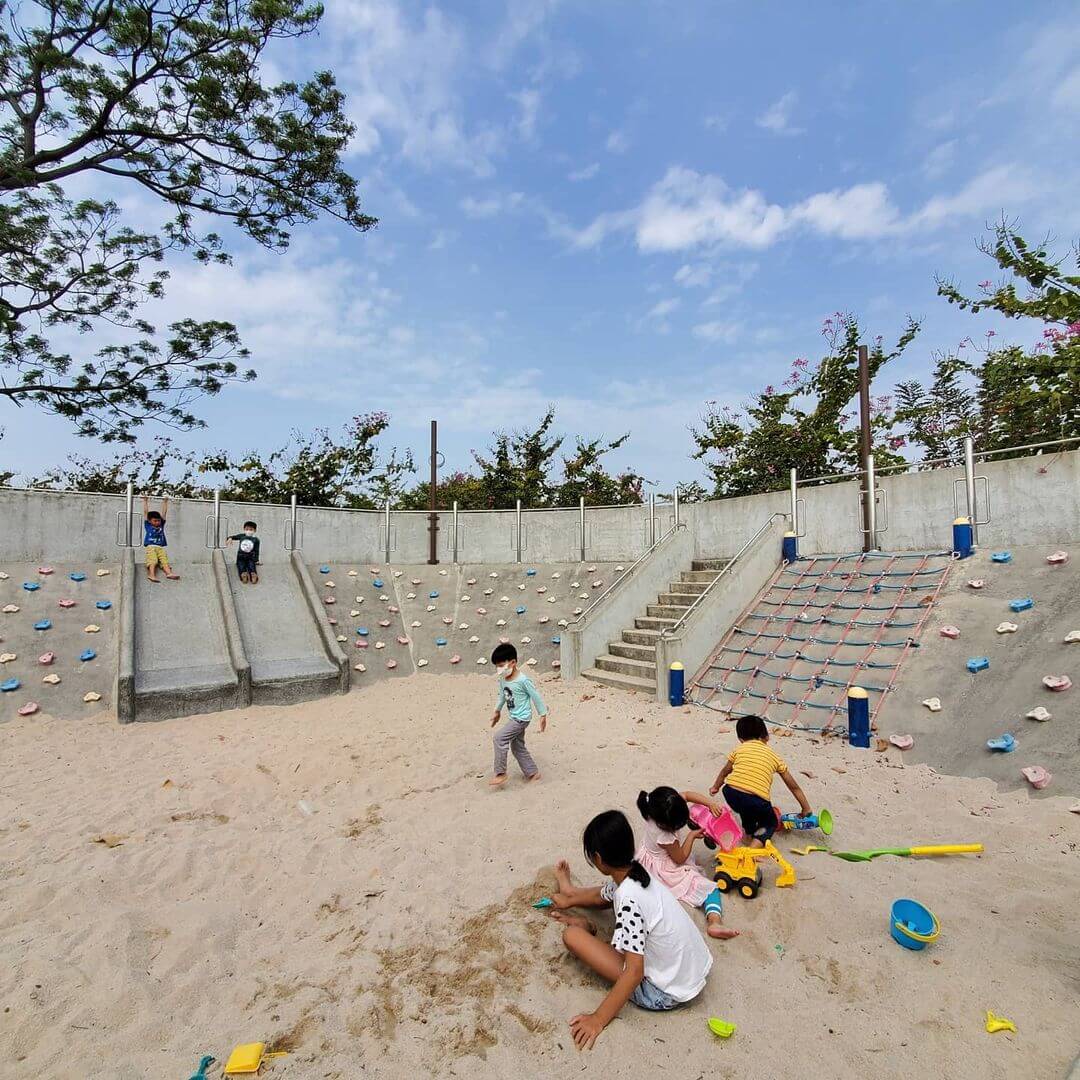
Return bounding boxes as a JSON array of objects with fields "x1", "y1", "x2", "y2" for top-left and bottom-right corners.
[
  {"x1": 0, "y1": 653, "x2": 16, "y2": 663},
  {"x1": 386, "y1": 659, "x2": 398, "y2": 670},
  {"x1": 552, "y1": 659, "x2": 561, "y2": 669},
  {"x1": 538, "y1": 616, "x2": 550, "y2": 624},
  {"x1": 587, "y1": 566, "x2": 596, "y2": 573},
  {"x1": 551, "y1": 636, "x2": 561, "y2": 645},
  {"x1": 592, "y1": 580, "x2": 603, "y2": 588},
  {"x1": 521, "y1": 636, "x2": 532, "y2": 644},
  {"x1": 429, "y1": 590, "x2": 439, "y2": 598},
  {"x1": 1046, "y1": 551, "x2": 1069, "y2": 565},
  {"x1": 986, "y1": 734, "x2": 1016, "y2": 752},
  {"x1": 477, "y1": 657, "x2": 488, "y2": 665},
  {"x1": 435, "y1": 637, "x2": 447, "y2": 647},
  {"x1": 0, "y1": 572, "x2": 6, "y2": 580},
  {"x1": 552, "y1": 572, "x2": 561, "y2": 579},
  {"x1": 939, "y1": 625, "x2": 960, "y2": 639},
  {"x1": 466, "y1": 578, "x2": 477, "y2": 586},
  {"x1": 966, "y1": 657, "x2": 990, "y2": 673},
  {"x1": 579, "y1": 592, "x2": 589, "y2": 600},
  {"x1": 355, "y1": 596, "x2": 365, "y2": 604},
  {"x1": 33, "y1": 620, "x2": 52, "y2": 631},
  {"x1": 69, "y1": 572, "x2": 86, "y2": 582},
  {"x1": 558, "y1": 619, "x2": 568, "y2": 628},
  {"x1": 397, "y1": 635, "x2": 409, "y2": 645},
  {"x1": 370, "y1": 567, "x2": 380, "y2": 574},
  {"x1": 37, "y1": 652, "x2": 55, "y2": 665},
  {"x1": 496, "y1": 619, "x2": 507, "y2": 627},
  {"x1": 1021, "y1": 765, "x2": 1051, "y2": 789},
  {"x1": 354, "y1": 663, "x2": 367, "y2": 672},
  {"x1": 23, "y1": 582, "x2": 40, "y2": 591},
  {"x1": 378, "y1": 619, "x2": 391, "y2": 628},
  {"x1": 996, "y1": 622, "x2": 1018, "y2": 634},
  {"x1": 411, "y1": 579, "x2": 421, "y2": 586},
  {"x1": 84, "y1": 625, "x2": 101, "y2": 634},
  {"x1": 348, "y1": 569, "x2": 359, "y2": 576},
  {"x1": 324, "y1": 596, "x2": 336, "y2": 604},
  {"x1": 417, "y1": 659, "x2": 429, "y2": 668},
  {"x1": 889, "y1": 734, "x2": 914, "y2": 750},
  {"x1": 458, "y1": 623, "x2": 469, "y2": 630},
  {"x1": 405, "y1": 593, "x2": 416, "y2": 600},
  {"x1": 79, "y1": 649, "x2": 96, "y2": 662},
  {"x1": 1008, "y1": 598, "x2": 1033, "y2": 613},
  {"x1": 57, "y1": 599, "x2": 76, "y2": 609},
  {"x1": 83, "y1": 691, "x2": 101, "y2": 702},
  {"x1": 411, "y1": 620, "x2": 422, "y2": 628},
  {"x1": 499, "y1": 636, "x2": 510, "y2": 644},
  {"x1": 319, "y1": 565, "x2": 330, "y2": 574},
  {"x1": 515, "y1": 606, "x2": 526, "y2": 615},
  {"x1": 393, "y1": 570, "x2": 404, "y2": 578},
  {"x1": 350, "y1": 610, "x2": 361, "y2": 618},
  {"x1": 476, "y1": 608, "x2": 488, "y2": 615},
  {"x1": 483, "y1": 588, "x2": 493, "y2": 596},
  {"x1": 426, "y1": 605, "x2": 436, "y2": 612},
  {"x1": 373, "y1": 579, "x2": 384, "y2": 589},
  {"x1": 42, "y1": 674, "x2": 61, "y2": 685},
  {"x1": 573, "y1": 607, "x2": 583, "y2": 616},
  {"x1": 500, "y1": 595, "x2": 510, "y2": 603},
  {"x1": 18, "y1": 702, "x2": 39, "y2": 716},
  {"x1": 442, "y1": 617, "x2": 453, "y2": 625},
  {"x1": 37, "y1": 566, "x2": 54, "y2": 575},
  {"x1": 489, "y1": 572, "x2": 498, "y2": 578},
  {"x1": 1, "y1": 678, "x2": 20, "y2": 691},
  {"x1": 517, "y1": 584, "x2": 526, "y2": 592},
  {"x1": 388, "y1": 605, "x2": 399, "y2": 614},
  {"x1": 328, "y1": 617, "x2": 338, "y2": 626},
  {"x1": 990, "y1": 551, "x2": 1011, "y2": 563},
  {"x1": 438, "y1": 569, "x2": 447, "y2": 576},
  {"x1": 461, "y1": 595, "x2": 472, "y2": 602},
  {"x1": 336, "y1": 634, "x2": 347, "y2": 643},
  {"x1": 546, "y1": 596, "x2": 557, "y2": 603},
  {"x1": 615, "y1": 565, "x2": 625, "y2": 572},
  {"x1": 1064, "y1": 630, "x2": 1080, "y2": 644},
  {"x1": 96, "y1": 569, "x2": 110, "y2": 577},
  {"x1": 526, "y1": 568, "x2": 537, "y2": 576},
  {"x1": 468, "y1": 635, "x2": 479, "y2": 643},
  {"x1": 966, "y1": 579, "x2": 985, "y2": 590},
  {"x1": 1042, "y1": 674, "x2": 1072, "y2": 692},
  {"x1": 357, "y1": 627, "x2": 369, "y2": 635},
  {"x1": 1025, "y1": 706, "x2": 1051, "y2": 722},
  {"x1": 355, "y1": 640, "x2": 368, "y2": 650},
  {"x1": 374, "y1": 641, "x2": 386, "y2": 650},
  {"x1": 537, "y1": 586, "x2": 547, "y2": 594},
  {"x1": 450, "y1": 654, "x2": 461, "y2": 664},
  {"x1": 325, "y1": 580, "x2": 336, "y2": 589},
  {"x1": 526, "y1": 658, "x2": 537, "y2": 666},
  {"x1": 95, "y1": 600, "x2": 112, "y2": 610}
]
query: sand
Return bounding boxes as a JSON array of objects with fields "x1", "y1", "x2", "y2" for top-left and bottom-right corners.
[{"x1": 2, "y1": 673, "x2": 1078, "y2": 1080}]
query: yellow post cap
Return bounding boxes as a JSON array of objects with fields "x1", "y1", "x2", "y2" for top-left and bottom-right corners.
[
  {"x1": 784, "y1": 530, "x2": 796, "y2": 537},
  {"x1": 670, "y1": 662, "x2": 684, "y2": 671},
  {"x1": 953, "y1": 516, "x2": 971, "y2": 525},
  {"x1": 848, "y1": 686, "x2": 869, "y2": 700}
]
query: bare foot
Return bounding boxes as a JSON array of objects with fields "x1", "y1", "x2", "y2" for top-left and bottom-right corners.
[
  {"x1": 707, "y1": 924, "x2": 740, "y2": 940},
  {"x1": 164, "y1": 572, "x2": 180, "y2": 580},
  {"x1": 146, "y1": 575, "x2": 159, "y2": 583},
  {"x1": 551, "y1": 911, "x2": 596, "y2": 934},
  {"x1": 554, "y1": 858, "x2": 573, "y2": 893},
  {"x1": 489, "y1": 774, "x2": 508, "y2": 787},
  {"x1": 526, "y1": 772, "x2": 542, "y2": 782}
]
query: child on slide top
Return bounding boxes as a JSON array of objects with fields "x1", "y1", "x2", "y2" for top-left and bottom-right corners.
[
  {"x1": 711, "y1": 714, "x2": 812, "y2": 847},
  {"x1": 551, "y1": 810, "x2": 713, "y2": 1050},
  {"x1": 142, "y1": 495, "x2": 180, "y2": 582},
  {"x1": 488, "y1": 642, "x2": 548, "y2": 786},
  {"x1": 636, "y1": 786, "x2": 738, "y2": 940}
]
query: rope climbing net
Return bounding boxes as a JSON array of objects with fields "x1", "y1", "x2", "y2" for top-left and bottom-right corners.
[{"x1": 688, "y1": 550, "x2": 954, "y2": 734}]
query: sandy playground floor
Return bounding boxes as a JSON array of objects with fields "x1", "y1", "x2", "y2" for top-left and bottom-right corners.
[{"x1": 1, "y1": 673, "x2": 1078, "y2": 1079}]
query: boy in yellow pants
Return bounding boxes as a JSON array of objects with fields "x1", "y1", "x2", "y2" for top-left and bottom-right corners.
[{"x1": 142, "y1": 495, "x2": 181, "y2": 582}]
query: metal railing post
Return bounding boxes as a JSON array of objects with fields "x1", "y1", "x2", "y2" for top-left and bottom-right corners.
[
  {"x1": 579, "y1": 496, "x2": 586, "y2": 562},
  {"x1": 866, "y1": 457, "x2": 878, "y2": 551},
  {"x1": 289, "y1": 493, "x2": 298, "y2": 551},
  {"x1": 649, "y1": 493, "x2": 657, "y2": 547},
  {"x1": 212, "y1": 488, "x2": 221, "y2": 548},
  {"x1": 515, "y1": 499, "x2": 523, "y2": 562},
  {"x1": 673, "y1": 485, "x2": 681, "y2": 527},
  {"x1": 963, "y1": 435, "x2": 978, "y2": 544},
  {"x1": 384, "y1": 499, "x2": 392, "y2": 564},
  {"x1": 125, "y1": 481, "x2": 135, "y2": 546},
  {"x1": 789, "y1": 468, "x2": 798, "y2": 536},
  {"x1": 452, "y1": 501, "x2": 459, "y2": 563}
]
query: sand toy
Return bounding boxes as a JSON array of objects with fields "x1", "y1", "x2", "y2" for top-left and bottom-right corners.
[
  {"x1": 830, "y1": 843, "x2": 982, "y2": 862},
  {"x1": 711, "y1": 841, "x2": 796, "y2": 898},
  {"x1": 890, "y1": 898, "x2": 939, "y2": 950},
  {"x1": 707, "y1": 1017, "x2": 736, "y2": 1038}
]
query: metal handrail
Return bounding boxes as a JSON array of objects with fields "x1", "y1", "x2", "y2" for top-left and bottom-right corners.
[
  {"x1": 570, "y1": 521, "x2": 687, "y2": 626},
  {"x1": 660, "y1": 512, "x2": 788, "y2": 638}
]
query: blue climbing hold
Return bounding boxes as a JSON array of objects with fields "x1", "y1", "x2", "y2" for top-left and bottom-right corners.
[
  {"x1": 22, "y1": 582, "x2": 40, "y2": 591},
  {"x1": 373, "y1": 578, "x2": 384, "y2": 589},
  {"x1": 356, "y1": 627, "x2": 369, "y2": 636},
  {"x1": 1, "y1": 678, "x2": 20, "y2": 692},
  {"x1": 526, "y1": 569, "x2": 537, "y2": 576},
  {"x1": 872, "y1": 583, "x2": 881, "y2": 594},
  {"x1": 429, "y1": 590, "x2": 439, "y2": 599},
  {"x1": 515, "y1": 605, "x2": 526, "y2": 615},
  {"x1": 967, "y1": 656, "x2": 990, "y2": 673},
  {"x1": 95, "y1": 600, "x2": 112, "y2": 610},
  {"x1": 1009, "y1": 597, "x2": 1034, "y2": 612},
  {"x1": 33, "y1": 619, "x2": 52, "y2": 631},
  {"x1": 435, "y1": 637, "x2": 448, "y2": 646},
  {"x1": 551, "y1": 636, "x2": 561, "y2": 645},
  {"x1": 991, "y1": 551, "x2": 1012, "y2": 563},
  {"x1": 319, "y1": 565, "x2": 331, "y2": 574},
  {"x1": 69, "y1": 572, "x2": 86, "y2": 582},
  {"x1": 987, "y1": 733, "x2": 1016, "y2": 752},
  {"x1": 79, "y1": 649, "x2": 96, "y2": 662}
]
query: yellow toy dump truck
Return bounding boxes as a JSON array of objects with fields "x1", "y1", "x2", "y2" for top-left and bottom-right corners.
[{"x1": 711, "y1": 841, "x2": 796, "y2": 899}]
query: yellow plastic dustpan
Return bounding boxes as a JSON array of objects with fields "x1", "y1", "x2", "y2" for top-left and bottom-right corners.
[{"x1": 224, "y1": 1043, "x2": 265, "y2": 1075}]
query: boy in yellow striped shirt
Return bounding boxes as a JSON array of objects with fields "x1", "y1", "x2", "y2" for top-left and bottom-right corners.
[{"x1": 709, "y1": 715, "x2": 812, "y2": 848}]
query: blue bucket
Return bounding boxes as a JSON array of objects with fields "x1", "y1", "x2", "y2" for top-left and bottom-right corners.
[{"x1": 890, "y1": 898, "x2": 939, "y2": 951}]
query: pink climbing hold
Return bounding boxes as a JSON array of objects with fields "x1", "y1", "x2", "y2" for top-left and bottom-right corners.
[
  {"x1": 1046, "y1": 551, "x2": 1069, "y2": 565},
  {"x1": 889, "y1": 734, "x2": 914, "y2": 750},
  {"x1": 328, "y1": 617, "x2": 338, "y2": 625},
  {"x1": 38, "y1": 652, "x2": 55, "y2": 665},
  {"x1": 967, "y1": 579, "x2": 986, "y2": 590},
  {"x1": 397, "y1": 635, "x2": 409, "y2": 645},
  {"x1": 1042, "y1": 674, "x2": 1072, "y2": 692},
  {"x1": 355, "y1": 639, "x2": 368, "y2": 649},
  {"x1": 37, "y1": 566, "x2": 54, "y2": 575},
  {"x1": 939, "y1": 625, "x2": 960, "y2": 639},
  {"x1": 386, "y1": 659, "x2": 398, "y2": 670},
  {"x1": 324, "y1": 596, "x2": 336, "y2": 604},
  {"x1": 57, "y1": 599, "x2": 76, "y2": 609},
  {"x1": 18, "y1": 702, "x2": 40, "y2": 716},
  {"x1": 1021, "y1": 766, "x2": 1051, "y2": 790},
  {"x1": 449, "y1": 654, "x2": 461, "y2": 664}
]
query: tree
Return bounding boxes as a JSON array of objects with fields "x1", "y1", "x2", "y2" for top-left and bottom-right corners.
[
  {"x1": 0, "y1": 0, "x2": 375, "y2": 440},
  {"x1": 691, "y1": 313, "x2": 918, "y2": 497},
  {"x1": 937, "y1": 223, "x2": 1080, "y2": 452},
  {"x1": 893, "y1": 352, "x2": 977, "y2": 463}
]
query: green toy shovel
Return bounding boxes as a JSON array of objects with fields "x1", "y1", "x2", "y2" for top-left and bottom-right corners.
[{"x1": 829, "y1": 844, "x2": 983, "y2": 862}]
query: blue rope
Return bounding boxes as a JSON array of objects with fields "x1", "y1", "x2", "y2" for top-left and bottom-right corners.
[
  {"x1": 717, "y1": 644, "x2": 898, "y2": 669},
  {"x1": 732, "y1": 626, "x2": 915, "y2": 648},
  {"x1": 742, "y1": 612, "x2": 918, "y2": 629},
  {"x1": 758, "y1": 596, "x2": 928, "y2": 611}
]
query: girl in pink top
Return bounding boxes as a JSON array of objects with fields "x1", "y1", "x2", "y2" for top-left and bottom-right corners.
[{"x1": 636, "y1": 786, "x2": 739, "y2": 941}]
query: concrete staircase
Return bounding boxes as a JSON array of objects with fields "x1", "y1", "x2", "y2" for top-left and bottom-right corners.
[{"x1": 582, "y1": 558, "x2": 730, "y2": 694}]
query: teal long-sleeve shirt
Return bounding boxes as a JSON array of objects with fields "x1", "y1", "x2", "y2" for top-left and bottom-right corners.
[{"x1": 494, "y1": 673, "x2": 548, "y2": 723}]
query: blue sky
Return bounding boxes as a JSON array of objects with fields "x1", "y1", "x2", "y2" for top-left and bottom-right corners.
[{"x1": 3, "y1": 0, "x2": 1079, "y2": 490}]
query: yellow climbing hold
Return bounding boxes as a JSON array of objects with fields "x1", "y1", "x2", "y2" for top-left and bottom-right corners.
[
  {"x1": 96, "y1": 568, "x2": 110, "y2": 577},
  {"x1": 83, "y1": 691, "x2": 102, "y2": 703},
  {"x1": 985, "y1": 1011, "x2": 1016, "y2": 1034},
  {"x1": 42, "y1": 674, "x2": 61, "y2": 685},
  {"x1": 84, "y1": 624, "x2": 101, "y2": 633}
]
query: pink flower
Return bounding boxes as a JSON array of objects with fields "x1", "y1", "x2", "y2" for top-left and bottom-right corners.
[
  {"x1": 888, "y1": 437, "x2": 906, "y2": 450},
  {"x1": 978, "y1": 280, "x2": 992, "y2": 289},
  {"x1": 764, "y1": 385, "x2": 775, "y2": 395},
  {"x1": 985, "y1": 330, "x2": 996, "y2": 337}
]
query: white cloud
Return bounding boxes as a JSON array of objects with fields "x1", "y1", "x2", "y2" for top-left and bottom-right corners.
[
  {"x1": 428, "y1": 228, "x2": 456, "y2": 250},
  {"x1": 606, "y1": 130, "x2": 631, "y2": 153},
  {"x1": 460, "y1": 192, "x2": 525, "y2": 218},
  {"x1": 702, "y1": 113, "x2": 729, "y2": 133},
  {"x1": 673, "y1": 263, "x2": 713, "y2": 288},
  {"x1": 790, "y1": 182, "x2": 901, "y2": 239},
  {"x1": 922, "y1": 140, "x2": 958, "y2": 180},
  {"x1": 908, "y1": 164, "x2": 1037, "y2": 228},
  {"x1": 646, "y1": 298, "x2": 680, "y2": 319},
  {"x1": 488, "y1": 0, "x2": 562, "y2": 71},
  {"x1": 568, "y1": 162, "x2": 600, "y2": 181},
  {"x1": 756, "y1": 91, "x2": 804, "y2": 136},
  {"x1": 692, "y1": 320, "x2": 740, "y2": 344},
  {"x1": 511, "y1": 87, "x2": 542, "y2": 140}
]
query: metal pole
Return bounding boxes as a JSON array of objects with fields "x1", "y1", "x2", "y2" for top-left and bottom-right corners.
[
  {"x1": 515, "y1": 499, "x2": 523, "y2": 562},
  {"x1": 213, "y1": 488, "x2": 221, "y2": 548},
  {"x1": 649, "y1": 493, "x2": 657, "y2": 547},
  {"x1": 384, "y1": 499, "x2": 391, "y2": 564},
  {"x1": 579, "y1": 496, "x2": 586, "y2": 562},
  {"x1": 866, "y1": 454, "x2": 878, "y2": 551},
  {"x1": 789, "y1": 468, "x2": 798, "y2": 535},
  {"x1": 289, "y1": 493, "x2": 297, "y2": 551},
  {"x1": 427, "y1": 419, "x2": 439, "y2": 565},
  {"x1": 963, "y1": 435, "x2": 978, "y2": 544},
  {"x1": 673, "y1": 485, "x2": 681, "y2": 528},
  {"x1": 125, "y1": 481, "x2": 135, "y2": 546},
  {"x1": 452, "y1": 501, "x2": 459, "y2": 563},
  {"x1": 858, "y1": 344, "x2": 873, "y2": 554}
]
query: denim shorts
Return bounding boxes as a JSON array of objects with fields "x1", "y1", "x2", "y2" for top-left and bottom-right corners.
[{"x1": 630, "y1": 977, "x2": 680, "y2": 1012}]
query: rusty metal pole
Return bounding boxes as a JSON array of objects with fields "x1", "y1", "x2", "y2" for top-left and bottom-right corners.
[
  {"x1": 858, "y1": 344, "x2": 873, "y2": 554},
  {"x1": 427, "y1": 420, "x2": 439, "y2": 565}
]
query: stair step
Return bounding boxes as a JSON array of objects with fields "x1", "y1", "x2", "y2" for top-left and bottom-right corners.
[
  {"x1": 647, "y1": 604, "x2": 689, "y2": 620},
  {"x1": 693, "y1": 558, "x2": 733, "y2": 571},
  {"x1": 635, "y1": 616, "x2": 677, "y2": 630},
  {"x1": 622, "y1": 628, "x2": 661, "y2": 645},
  {"x1": 595, "y1": 654, "x2": 657, "y2": 678},
  {"x1": 669, "y1": 581, "x2": 710, "y2": 595},
  {"x1": 681, "y1": 570, "x2": 722, "y2": 583},
  {"x1": 657, "y1": 592, "x2": 696, "y2": 607},
  {"x1": 610, "y1": 641, "x2": 656, "y2": 661},
  {"x1": 581, "y1": 667, "x2": 656, "y2": 694}
]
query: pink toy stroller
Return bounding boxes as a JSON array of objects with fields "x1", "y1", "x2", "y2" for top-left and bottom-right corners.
[{"x1": 689, "y1": 803, "x2": 744, "y2": 851}]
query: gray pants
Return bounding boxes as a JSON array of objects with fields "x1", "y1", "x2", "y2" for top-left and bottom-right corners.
[{"x1": 493, "y1": 718, "x2": 538, "y2": 777}]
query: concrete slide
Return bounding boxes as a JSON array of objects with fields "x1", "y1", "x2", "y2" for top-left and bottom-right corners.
[{"x1": 226, "y1": 553, "x2": 343, "y2": 705}]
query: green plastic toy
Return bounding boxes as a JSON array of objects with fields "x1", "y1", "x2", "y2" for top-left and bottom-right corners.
[
  {"x1": 187, "y1": 1055, "x2": 215, "y2": 1080},
  {"x1": 708, "y1": 1017, "x2": 736, "y2": 1038}
]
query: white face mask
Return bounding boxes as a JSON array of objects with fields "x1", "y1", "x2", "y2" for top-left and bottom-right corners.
[
  {"x1": 244, "y1": 530, "x2": 255, "y2": 536},
  {"x1": 495, "y1": 664, "x2": 511, "y2": 677}
]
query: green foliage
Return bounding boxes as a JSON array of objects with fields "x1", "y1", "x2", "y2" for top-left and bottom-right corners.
[
  {"x1": 0, "y1": 0, "x2": 374, "y2": 439},
  {"x1": 691, "y1": 313, "x2": 917, "y2": 497},
  {"x1": 893, "y1": 353, "x2": 977, "y2": 462}
]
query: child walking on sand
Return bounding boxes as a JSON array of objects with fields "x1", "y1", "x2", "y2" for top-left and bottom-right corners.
[
  {"x1": 488, "y1": 643, "x2": 548, "y2": 787},
  {"x1": 710, "y1": 715, "x2": 812, "y2": 847},
  {"x1": 636, "y1": 786, "x2": 739, "y2": 940},
  {"x1": 551, "y1": 810, "x2": 713, "y2": 1050},
  {"x1": 141, "y1": 495, "x2": 180, "y2": 582}
]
